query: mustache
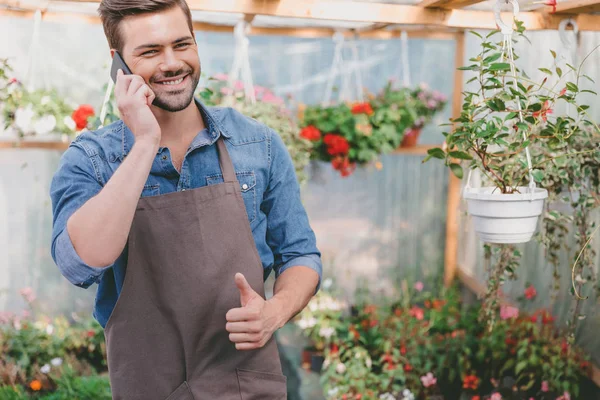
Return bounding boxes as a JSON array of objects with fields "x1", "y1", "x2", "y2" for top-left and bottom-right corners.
[{"x1": 151, "y1": 69, "x2": 193, "y2": 82}]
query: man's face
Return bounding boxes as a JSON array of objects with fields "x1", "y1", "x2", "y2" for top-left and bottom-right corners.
[{"x1": 117, "y1": 7, "x2": 200, "y2": 112}]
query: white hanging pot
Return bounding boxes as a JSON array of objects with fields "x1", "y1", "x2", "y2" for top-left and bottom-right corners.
[{"x1": 463, "y1": 186, "x2": 548, "y2": 244}]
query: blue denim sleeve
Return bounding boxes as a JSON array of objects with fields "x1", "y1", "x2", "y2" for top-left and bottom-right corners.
[
  {"x1": 262, "y1": 128, "x2": 322, "y2": 293},
  {"x1": 50, "y1": 142, "x2": 112, "y2": 289}
]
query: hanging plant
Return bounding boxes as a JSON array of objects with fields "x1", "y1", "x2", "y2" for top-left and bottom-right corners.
[
  {"x1": 197, "y1": 74, "x2": 312, "y2": 185},
  {"x1": 300, "y1": 82, "x2": 447, "y2": 177}
]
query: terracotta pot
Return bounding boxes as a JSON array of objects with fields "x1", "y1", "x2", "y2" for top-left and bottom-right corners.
[{"x1": 400, "y1": 127, "x2": 422, "y2": 148}]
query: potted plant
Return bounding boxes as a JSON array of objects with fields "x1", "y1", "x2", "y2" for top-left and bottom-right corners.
[{"x1": 425, "y1": 21, "x2": 599, "y2": 244}]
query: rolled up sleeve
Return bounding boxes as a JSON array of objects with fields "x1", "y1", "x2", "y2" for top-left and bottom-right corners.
[
  {"x1": 50, "y1": 142, "x2": 112, "y2": 289},
  {"x1": 262, "y1": 128, "x2": 322, "y2": 292}
]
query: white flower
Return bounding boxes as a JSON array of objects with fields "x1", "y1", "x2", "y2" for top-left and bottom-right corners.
[
  {"x1": 45, "y1": 324, "x2": 54, "y2": 335},
  {"x1": 335, "y1": 362, "x2": 346, "y2": 374},
  {"x1": 13, "y1": 319, "x2": 22, "y2": 331},
  {"x1": 296, "y1": 318, "x2": 310, "y2": 329},
  {"x1": 322, "y1": 357, "x2": 330, "y2": 369},
  {"x1": 327, "y1": 387, "x2": 339, "y2": 397},
  {"x1": 309, "y1": 302, "x2": 318, "y2": 312},
  {"x1": 323, "y1": 278, "x2": 333, "y2": 289},
  {"x1": 41, "y1": 96, "x2": 51, "y2": 105},
  {"x1": 402, "y1": 389, "x2": 415, "y2": 400},
  {"x1": 355, "y1": 351, "x2": 362, "y2": 359},
  {"x1": 14, "y1": 105, "x2": 35, "y2": 133},
  {"x1": 34, "y1": 115, "x2": 56, "y2": 136},
  {"x1": 41, "y1": 364, "x2": 51, "y2": 374},
  {"x1": 63, "y1": 116, "x2": 76, "y2": 131},
  {"x1": 319, "y1": 326, "x2": 335, "y2": 338},
  {"x1": 365, "y1": 357, "x2": 372, "y2": 369},
  {"x1": 51, "y1": 358, "x2": 62, "y2": 367},
  {"x1": 379, "y1": 394, "x2": 395, "y2": 400}
]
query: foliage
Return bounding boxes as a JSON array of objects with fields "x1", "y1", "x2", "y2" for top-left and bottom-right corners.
[{"x1": 197, "y1": 74, "x2": 312, "y2": 184}]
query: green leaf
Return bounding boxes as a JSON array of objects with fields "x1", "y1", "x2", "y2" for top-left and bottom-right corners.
[
  {"x1": 515, "y1": 360, "x2": 528, "y2": 375},
  {"x1": 556, "y1": 67, "x2": 563, "y2": 78},
  {"x1": 583, "y1": 75, "x2": 595, "y2": 84},
  {"x1": 581, "y1": 89, "x2": 598, "y2": 95},
  {"x1": 538, "y1": 68, "x2": 553, "y2": 75},
  {"x1": 566, "y1": 82, "x2": 579, "y2": 92},
  {"x1": 450, "y1": 163, "x2": 464, "y2": 179},
  {"x1": 469, "y1": 30, "x2": 483, "y2": 38},
  {"x1": 426, "y1": 148, "x2": 446, "y2": 160},
  {"x1": 550, "y1": 50, "x2": 557, "y2": 59},
  {"x1": 504, "y1": 112, "x2": 518, "y2": 121},
  {"x1": 458, "y1": 65, "x2": 479, "y2": 71},
  {"x1": 466, "y1": 77, "x2": 478, "y2": 85},
  {"x1": 566, "y1": 63, "x2": 576, "y2": 71},
  {"x1": 532, "y1": 169, "x2": 544, "y2": 183},
  {"x1": 489, "y1": 63, "x2": 511, "y2": 71},
  {"x1": 484, "y1": 53, "x2": 502, "y2": 64},
  {"x1": 449, "y1": 151, "x2": 473, "y2": 160}
]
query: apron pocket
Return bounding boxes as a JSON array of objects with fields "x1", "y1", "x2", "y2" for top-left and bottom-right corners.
[
  {"x1": 165, "y1": 381, "x2": 195, "y2": 400},
  {"x1": 236, "y1": 368, "x2": 287, "y2": 400}
]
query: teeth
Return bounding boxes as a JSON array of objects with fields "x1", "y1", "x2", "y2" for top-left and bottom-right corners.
[{"x1": 161, "y1": 77, "x2": 184, "y2": 85}]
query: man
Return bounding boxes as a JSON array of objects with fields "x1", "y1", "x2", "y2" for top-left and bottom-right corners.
[{"x1": 49, "y1": 0, "x2": 322, "y2": 399}]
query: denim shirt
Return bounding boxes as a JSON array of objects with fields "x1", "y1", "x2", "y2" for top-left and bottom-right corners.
[{"x1": 50, "y1": 99, "x2": 322, "y2": 328}]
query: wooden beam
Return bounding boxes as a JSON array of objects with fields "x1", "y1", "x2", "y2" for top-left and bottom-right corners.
[
  {"x1": 444, "y1": 30, "x2": 465, "y2": 288},
  {"x1": 555, "y1": 0, "x2": 600, "y2": 14},
  {"x1": 419, "y1": 0, "x2": 486, "y2": 10},
  {"x1": 0, "y1": 140, "x2": 70, "y2": 150},
  {"x1": 3, "y1": 0, "x2": 600, "y2": 31},
  {"x1": 0, "y1": 7, "x2": 456, "y2": 40}
]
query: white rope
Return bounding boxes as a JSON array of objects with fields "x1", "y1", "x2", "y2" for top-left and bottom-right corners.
[
  {"x1": 322, "y1": 31, "x2": 365, "y2": 105},
  {"x1": 98, "y1": 75, "x2": 114, "y2": 129},
  {"x1": 25, "y1": 9, "x2": 43, "y2": 92},
  {"x1": 227, "y1": 20, "x2": 255, "y2": 105},
  {"x1": 400, "y1": 31, "x2": 411, "y2": 87}
]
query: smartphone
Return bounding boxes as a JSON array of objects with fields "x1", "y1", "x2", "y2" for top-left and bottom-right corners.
[{"x1": 110, "y1": 51, "x2": 132, "y2": 83}]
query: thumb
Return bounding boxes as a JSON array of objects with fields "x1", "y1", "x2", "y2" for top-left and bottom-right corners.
[{"x1": 235, "y1": 273, "x2": 256, "y2": 307}]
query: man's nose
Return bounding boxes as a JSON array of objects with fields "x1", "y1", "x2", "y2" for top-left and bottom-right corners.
[{"x1": 159, "y1": 49, "x2": 184, "y2": 72}]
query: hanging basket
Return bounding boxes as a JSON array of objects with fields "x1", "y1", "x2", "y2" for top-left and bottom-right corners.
[{"x1": 463, "y1": 187, "x2": 548, "y2": 243}]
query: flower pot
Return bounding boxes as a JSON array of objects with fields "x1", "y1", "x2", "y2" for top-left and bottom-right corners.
[
  {"x1": 310, "y1": 353, "x2": 325, "y2": 373},
  {"x1": 463, "y1": 187, "x2": 548, "y2": 243},
  {"x1": 400, "y1": 128, "x2": 422, "y2": 148}
]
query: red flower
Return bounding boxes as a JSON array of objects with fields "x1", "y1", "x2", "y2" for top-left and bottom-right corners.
[
  {"x1": 581, "y1": 361, "x2": 591, "y2": 370},
  {"x1": 559, "y1": 87, "x2": 567, "y2": 97},
  {"x1": 351, "y1": 102, "x2": 374, "y2": 115},
  {"x1": 561, "y1": 340, "x2": 569, "y2": 355},
  {"x1": 403, "y1": 363, "x2": 413, "y2": 372},
  {"x1": 532, "y1": 100, "x2": 553, "y2": 122},
  {"x1": 72, "y1": 104, "x2": 95, "y2": 130},
  {"x1": 472, "y1": 397, "x2": 481, "y2": 400},
  {"x1": 524, "y1": 285, "x2": 537, "y2": 300},
  {"x1": 87, "y1": 329, "x2": 95, "y2": 338},
  {"x1": 400, "y1": 345, "x2": 407, "y2": 355},
  {"x1": 541, "y1": 310, "x2": 555, "y2": 325},
  {"x1": 324, "y1": 134, "x2": 350, "y2": 156},
  {"x1": 382, "y1": 354, "x2": 394, "y2": 364},
  {"x1": 432, "y1": 300, "x2": 446, "y2": 310},
  {"x1": 463, "y1": 375, "x2": 480, "y2": 390},
  {"x1": 300, "y1": 125, "x2": 321, "y2": 141},
  {"x1": 529, "y1": 312, "x2": 539, "y2": 323},
  {"x1": 355, "y1": 395, "x2": 362, "y2": 400},
  {"x1": 331, "y1": 343, "x2": 339, "y2": 355}
]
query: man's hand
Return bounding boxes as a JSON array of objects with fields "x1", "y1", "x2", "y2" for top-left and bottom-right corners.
[
  {"x1": 225, "y1": 273, "x2": 284, "y2": 351},
  {"x1": 115, "y1": 69, "x2": 161, "y2": 147}
]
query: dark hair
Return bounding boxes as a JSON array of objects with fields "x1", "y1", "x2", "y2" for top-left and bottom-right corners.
[{"x1": 98, "y1": 0, "x2": 194, "y2": 52}]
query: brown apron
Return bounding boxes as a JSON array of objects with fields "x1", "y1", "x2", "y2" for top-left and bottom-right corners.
[{"x1": 104, "y1": 138, "x2": 286, "y2": 400}]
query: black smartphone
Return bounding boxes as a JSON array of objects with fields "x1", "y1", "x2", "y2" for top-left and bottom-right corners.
[{"x1": 110, "y1": 51, "x2": 132, "y2": 83}]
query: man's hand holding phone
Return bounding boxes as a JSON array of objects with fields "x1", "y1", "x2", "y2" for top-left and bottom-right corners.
[{"x1": 114, "y1": 66, "x2": 161, "y2": 149}]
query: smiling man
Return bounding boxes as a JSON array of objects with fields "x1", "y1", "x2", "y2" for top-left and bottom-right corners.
[{"x1": 49, "y1": 1, "x2": 322, "y2": 399}]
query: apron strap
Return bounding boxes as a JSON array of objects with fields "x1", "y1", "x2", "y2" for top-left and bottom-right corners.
[{"x1": 216, "y1": 137, "x2": 237, "y2": 183}]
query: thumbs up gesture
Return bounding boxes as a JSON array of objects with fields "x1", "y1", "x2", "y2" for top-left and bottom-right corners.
[{"x1": 225, "y1": 273, "x2": 282, "y2": 350}]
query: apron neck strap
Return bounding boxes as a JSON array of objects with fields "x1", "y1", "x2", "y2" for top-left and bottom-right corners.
[{"x1": 216, "y1": 137, "x2": 237, "y2": 183}]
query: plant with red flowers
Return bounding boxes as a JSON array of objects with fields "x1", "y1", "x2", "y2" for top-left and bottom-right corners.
[{"x1": 301, "y1": 82, "x2": 446, "y2": 177}]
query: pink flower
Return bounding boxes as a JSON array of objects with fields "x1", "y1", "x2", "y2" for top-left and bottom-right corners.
[
  {"x1": 420, "y1": 372, "x2": 437, "y2": 388},
  {"x1": 262, "y1": 92, "x2": 283, "y2": 105},
  {"x1": 557, "y1": 392, "x2": 571, "y2": 400},
  {"x1": 409, "y1": 306, "x2": 424, "y2": 320},
  {"x1": 254, "y1": 86, "x2": 267, "y2": 95},
  {"x1": 524, "y1": 284, "x2": 537, "y2": 300},
  {"x1": 19, "y1": 287, "x2": 36, "y2": 303},
  {"x1": 414, "y1": 281, "x2": 424, "y2": 292},
  {"x1": 0, "y1": 311, "x2": 14, "y2": 324},
  {"x1": 22, "y1": 310, "x2": 31, "y2": 319},
  {"x1": 491, "y1": 393, "x2": 502, "y2": 400},
  {"x1": 220, "y1": 87, "x2": 233, "y2": 95},
  {"x1": 500, "y1": 305, "x2": 519, "y2": 320},
  {"x1": 541, "y1": 381, "x2": 549, "y2": 392},
  {"x1": 213, "y1": 73, "x2": 229, "y2": 81},
  {"x1": 233, "y1": 81, "x2": 245, "y2": 91}
]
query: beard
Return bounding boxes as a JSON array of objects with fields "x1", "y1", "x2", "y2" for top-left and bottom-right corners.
[{"x1": 150, "y1": 66, "x2": 201, "y2": 112}]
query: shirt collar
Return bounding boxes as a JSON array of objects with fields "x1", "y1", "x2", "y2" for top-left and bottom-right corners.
[{"x1": 120, "y1": 98, "x2": 231, "y2": 160}]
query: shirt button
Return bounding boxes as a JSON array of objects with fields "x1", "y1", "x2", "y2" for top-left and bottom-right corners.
[
  {"x1": 242, "y1": 184, "x2": 249, "y2": 190},
  {"x1": 182, "y1": 188, "x2": 186, "y2": 191},
  {"x1": 162, "y1": 155, "x2": 168, "y2": 161}
]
